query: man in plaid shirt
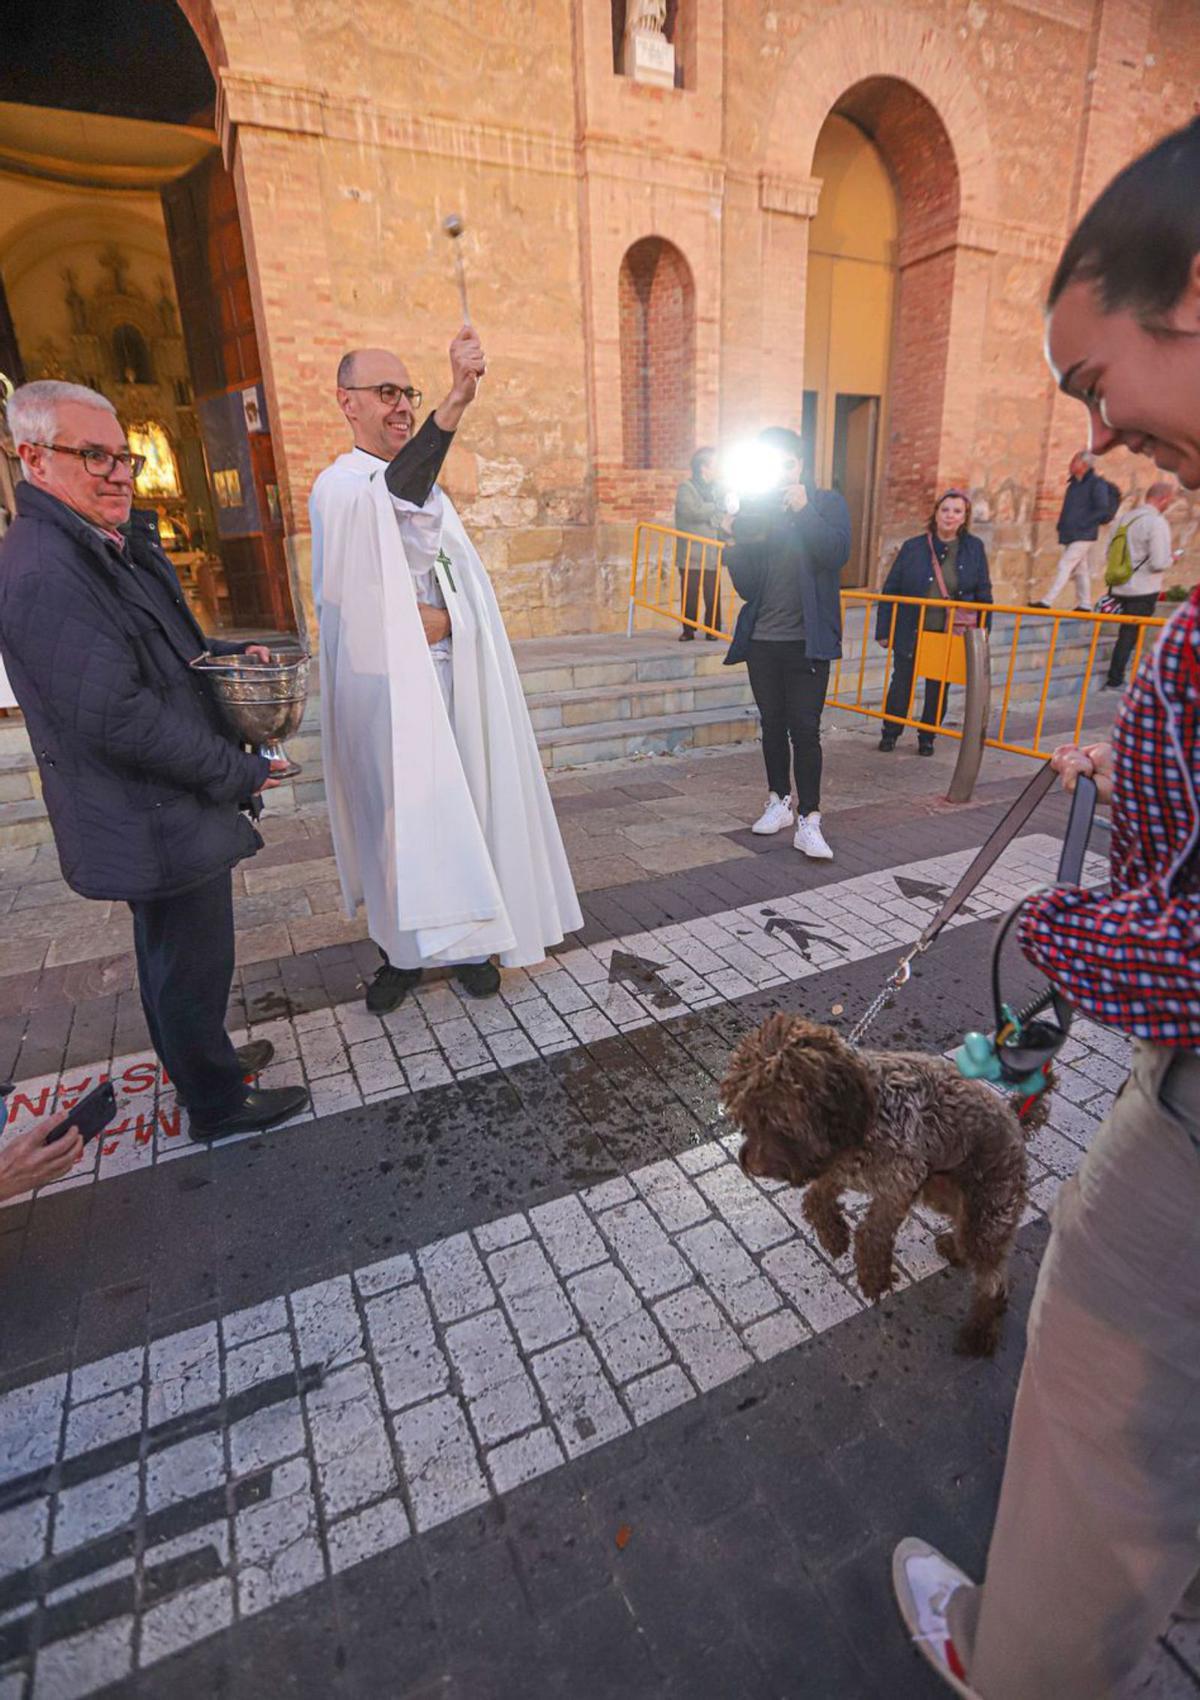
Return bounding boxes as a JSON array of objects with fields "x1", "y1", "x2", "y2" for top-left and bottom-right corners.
[{"x1": 894, "y1": 122, "x2": 1200, "y2": 1699}]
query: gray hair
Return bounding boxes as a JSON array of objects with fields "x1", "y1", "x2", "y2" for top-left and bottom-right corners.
[
  {"x1": 1072, "y1": 449, "x2": 1094, "y2": 466},
  {"x1": 6, "y1": 381, "x2": 117, "y2": 462}
]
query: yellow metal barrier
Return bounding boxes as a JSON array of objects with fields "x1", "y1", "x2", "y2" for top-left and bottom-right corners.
[{"x1": 628, "y1": 521, "x2": 1167, "y2": 760}]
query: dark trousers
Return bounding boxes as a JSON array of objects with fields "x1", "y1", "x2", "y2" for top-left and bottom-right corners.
[
  {"x1": 882, "y1": 651, "x2": 950, "y2": 749},
  {"x1": 130, "y1": 871, "x2": 245, "y2": 1122},
  {"x1": 745, "y1": 638, "x2": 830, "y2": 815},
  {"x1": 678, "y1": 566, "x2": 722, "y2": 632},
  {"x1": 1106, "y1": 593, "x2": 1158, "y2": 686}
]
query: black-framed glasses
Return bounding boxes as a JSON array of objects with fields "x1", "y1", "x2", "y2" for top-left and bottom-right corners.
[
  {"x1": 34, "y1": 443, "x2": 146, "y2": 479},
  {"x1": 341, "y1": 383, "x2": 422, "y2": 410}
]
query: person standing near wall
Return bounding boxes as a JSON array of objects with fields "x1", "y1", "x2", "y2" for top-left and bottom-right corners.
[
  {"x1": 674, "y1": 447, "x2": 724, "y2": 640},
  {"x1": 723, "y1": 426, "x2": 851, "y2": 860},
  {"x1": 1101, "y1": 478, "x2": 1176, "y2": 690},
  {"x1": 1033, "y1": 450, "x2": 1120, "y2": 609}
]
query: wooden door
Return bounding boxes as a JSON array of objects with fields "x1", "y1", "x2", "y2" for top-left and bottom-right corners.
[
  {"x1": 833, "y1": 394, "x2": 880, "y2": 588},
  {"x1": 161, "y1": 155, "x2": 294, "y2": 632}
]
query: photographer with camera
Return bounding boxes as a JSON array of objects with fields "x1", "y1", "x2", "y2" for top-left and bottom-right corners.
[{"x1": 723, "y1": 426, "x2": 851, "y2": 860}]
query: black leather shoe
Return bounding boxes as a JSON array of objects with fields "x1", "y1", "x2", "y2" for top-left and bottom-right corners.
[
  {"x1": 236, "y1": 1040, "x2": 275, "y2": 1074},
  {"x1": 918, "y1": 744, "x2": 935, "y2": 757},
  {"x1": 1030, "y1": 600, "x2": 1050, "y2": 609},
  {"x1": 877, "y1": 738, "x2": 897, "y2": 752},
  {"x1": 189, "y1": 1085, "x2": 310, "y2": 1143},
  {"x1": 678, "y1": 630, "x2": 695, "y2": 642},
  {"x1": 366, "y1": 964, "x2": 422, "y2": 1014},
  {"x1": 454, "y1": 960, "x2": 501, "y2": 998}
]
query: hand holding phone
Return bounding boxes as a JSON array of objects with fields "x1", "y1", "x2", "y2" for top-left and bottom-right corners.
[{"x1": 46, "y1": 1080, "x2": 118, "y2": 1146}]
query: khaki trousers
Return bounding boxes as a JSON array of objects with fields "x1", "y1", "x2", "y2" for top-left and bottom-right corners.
[{"x1": 952, "y1": 1041, "x2": 1200, "y2": 1699}]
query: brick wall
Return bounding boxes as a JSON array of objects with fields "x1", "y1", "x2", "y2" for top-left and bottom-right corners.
[{"x1": 619, "y1": 237, "x2": 696, "y2": 472}]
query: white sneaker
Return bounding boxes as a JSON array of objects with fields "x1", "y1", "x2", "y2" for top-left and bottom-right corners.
[
  {"x1": 793, "y1": 812, "x2": 833, "y2": 859},
  {"x1": 751, "y1": 793, "x2": 794, "y2": 835},
  {"x1": 891, "y1": 1538, "x2": 980, "y2": 1697}
]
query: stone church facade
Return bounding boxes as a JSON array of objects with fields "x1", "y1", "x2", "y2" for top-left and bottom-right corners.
[{"x1": 182, "y1": 0, "x2": 1198, "y2": 636}]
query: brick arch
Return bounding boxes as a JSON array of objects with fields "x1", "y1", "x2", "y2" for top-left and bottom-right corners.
[
  {"x1": 619, "y1": 237, "x2": 696, "y2": 472},
  {"x1": 765, "y1": 4, "x2": 997, "y2": 222}
]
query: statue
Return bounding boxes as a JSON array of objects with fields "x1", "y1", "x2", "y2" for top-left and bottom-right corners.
[
  {"x1": 623, "y1": 0, "x2": 674, "y2": 85},
  {"x1": 63, "y1": 269, "x2": 87, "y2": 334},
  {"x1": 627, "y1": 0, "x2": 667, "y2": 33}
]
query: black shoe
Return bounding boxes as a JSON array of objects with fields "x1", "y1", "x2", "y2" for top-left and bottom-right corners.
[
  {"x1": 1030, "y1": 600, "x2": 1050, "y2": 609},
  {"x1": 236, "y1": 1039, "x2": 274, "y2": 1075},
  {"x1": 366, "y1": 963, "x2": 423, "y2": 1014},
  {"x1": 877, "y1": 738, "x2": 897, "y2": 752},
  {"x1": 704, "y1": 632, "x2": 718, "y2": 642},
  {"x1": 1100, "y1": 680, "x2": 1122, "y2": 691},
  {"x1": 454, "y1": 960, "x2": 501, "y2": 998},
  {"x1": 918, "y1": 744, "x2": 935, "y2": 757},
  {"x1": 678, "y1": 630, "x2": 695, "y2": 642},
  {"x1": 190, "y1": 1084, "x2": 310, "y2": 1143},
  {"x1": 1074, "y1": 605, "x2": 1091, "y2": 612}
]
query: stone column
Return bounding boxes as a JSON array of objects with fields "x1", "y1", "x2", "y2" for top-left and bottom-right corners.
[{"x1": 757, "y1": 174, "x2": 820, "y2": 430}]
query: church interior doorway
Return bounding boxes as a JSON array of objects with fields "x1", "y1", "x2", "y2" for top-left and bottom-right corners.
[
  {"x1": 0, "y1": 4, "x2": 296, "y2": 634},
  {"x1": 802, "y1": 113, "x2": 896, "y2": 588}
]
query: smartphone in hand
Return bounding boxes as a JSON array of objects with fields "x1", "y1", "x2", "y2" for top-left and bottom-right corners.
[{"x1": 46, "y1": 1080, "x2": 118, "y2": 1146}]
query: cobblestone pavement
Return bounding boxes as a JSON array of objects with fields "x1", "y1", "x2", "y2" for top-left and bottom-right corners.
[{"x1": 1, "y1": 747, "x2": 1198, "y2": 1699}]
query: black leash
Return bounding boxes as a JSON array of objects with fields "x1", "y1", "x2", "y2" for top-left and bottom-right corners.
[{"x1": 847, "y1": 762, "x2": 1060, "y2": 1046}]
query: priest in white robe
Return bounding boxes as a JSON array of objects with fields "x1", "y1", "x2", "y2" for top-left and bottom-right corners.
[{"x1": 309, "y1": 327, "x2": 582, "y2": 1014}]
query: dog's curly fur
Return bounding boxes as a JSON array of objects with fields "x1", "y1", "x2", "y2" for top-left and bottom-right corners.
[{"x1": 721, "y1": 1014, "x2": 1034, "y2": 1356}]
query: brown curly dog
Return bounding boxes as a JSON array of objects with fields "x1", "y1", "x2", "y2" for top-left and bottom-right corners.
[{"x1": 721, "y1": 1014, "x2": 1042, "y2": 1356}]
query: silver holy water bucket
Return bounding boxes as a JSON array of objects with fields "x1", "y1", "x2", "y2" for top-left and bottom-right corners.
[{"x1": 190, "y1": 648, "x2": 310, "y2": 779}]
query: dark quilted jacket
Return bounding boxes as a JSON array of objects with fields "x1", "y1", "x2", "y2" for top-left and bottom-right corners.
[{"x1": 0, "y1": 484, "x2": 269, "y2": 902}]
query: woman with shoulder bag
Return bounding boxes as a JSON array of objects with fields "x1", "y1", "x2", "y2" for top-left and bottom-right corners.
[{"x1": 875, "y1": 490, "x2": 993, "y2": 755}]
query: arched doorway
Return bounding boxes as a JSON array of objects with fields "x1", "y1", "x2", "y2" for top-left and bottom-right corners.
[
  {"x1": 803, "y1": 78, "x2": 961, "y2": 585},
  {"x1": 803, "y1": 112, "x2": 898, "y2": 585},
  {"x1": 619, "y1": 236, "x2": 696, "y2": 471},
  {"x1": 0, "y1": 1, "x2": 296, "y2": 634}
]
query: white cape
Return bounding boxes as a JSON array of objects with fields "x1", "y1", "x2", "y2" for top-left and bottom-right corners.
[{"x1": 310, "y1": 450, "x2": 582, "y2": 968}]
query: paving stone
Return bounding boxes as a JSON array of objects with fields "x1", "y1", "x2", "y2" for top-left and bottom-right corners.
[
  {"x1": 622, "y1": 1363, "x2": 695, "y2": 1426},
  {"x1": 68, "y1": 1349, "x2": 142, "y2": 1406},
  {"x1": 290, "y1": 1274, "x2": 364, "y2": 1370},
  {"x1": 403, "y1": 1052, "x2": 454, "y2": 1091},
  {"x1": 53, "y1": 1462, "x2": 139, "y2": 1554},
  {"x1": 140, "y1": 1576, "x2": 235, "y2": 1668},
  {"x1": 0, "y1": 1496, "x2": 48, "y2": 1572},
  {"x1": 632, "y1": 1158, "x2": 711, "y2": 1233},
  {"x1": 306, "y1": 1362, "x2": 398, "y2": 1518},
  {"x1": 224, "y1": 1331, "x2": 297, "y2": 1398},
  {"x1": 677, "y1": 1219, "x2": 780, "y2": 1325},
  {"x1": 236, "y1": 1458, "x2": 325, "y2": 1616},
  {"x1": 432, "y1": 1016, "x2": 491, "y2": 1072},
  {"x1": 531, "y1": 1336, "x2": 630, "y2": 1458},
  {"x1": 229, "y1": 1396, "x2": 307, "y2": 1478},
  {"x1": 63, "y1": 1383, "x2": 142, "y2": 1458},
  {"x1": 529, "y1": 1194, "x2": 607, "y2": 1277},
  {"x1": 145, "y1": 1431, "x2": 226, "y2": 1513},
  {"x1": 582, "y1": 1175, "x2": 636, "y2": 1211},
  {"x1": 353, "y1": 1253, "x2": 417, "y2": 1297},
  {"x1": 485, "y1": 1425, "x2": 565, "y2": 1494},
  {"x1": 419, "y1": 1232, "x2": 493, "y2": 1324},
  {"x1": 298, "y1": 1022, "x2": 349, "y2": 1080},
  {"x1": 743, "y1": 1309, "x2": 810, "y2": 1361},
  {"x1": 147, "y1": 1323, "x2": 219, "y2": 1426},
  {"x1": 367, "y1": 1286, "x2": 451, "y2": 1412},
  {"x1": 393, "y1": 1395, "x2": 490, "y2": 1531},
  {"x1": 30, "y1": 1614, "x2": 133, "y2": 1699},
  {"x1": 675, "y1": 1142, "x2": 728, "y2": 1177},
  {"x1": 326, "y1": 1497, "x2": 411, "y2": 1574},
  {"x1": 761, "y1": 1239, "x2": 864, "y2": 1332},
  {"x1": 443, "y1": 1309, "x2": 523, "y2": 1398},
  {"x1": 220, "y1": 1297, "x2": 289, "y2": 1350},
  {"x1": 652, "y1": 1286, "x2": 753, "y2": 1392},
  {"x1": 472, "y1": 1212, "x2": 531, "y2": 1253},
  {"x1": 694, "y1": 1165, "x2": 792, "y2": 1253},
  {"x1": 596, "y1": 1198, "x2": 692, "y2": 1299},
  {"x1": 469, "y1": 1373, "x2": 542, "y2": 1446},
  {"x1": 349, "y1": 1037, "x2": 404, "y2": 1095},
  {"x1": 0, "y1": 1375, "x2": 67, "y2": 1483}
]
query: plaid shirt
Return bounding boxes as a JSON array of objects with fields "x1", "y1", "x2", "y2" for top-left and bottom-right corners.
[{"x1": 1018, "y1": 587, "x2": 1200, "y2": 1047}]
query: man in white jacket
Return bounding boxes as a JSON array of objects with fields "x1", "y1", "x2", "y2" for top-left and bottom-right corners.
[
  {"x1": 1103, "y1": 479, "x2": 1176, "y2": 689},
  {"x1": 309, "y1": 328, "x2": 582, "y2": 1014}
]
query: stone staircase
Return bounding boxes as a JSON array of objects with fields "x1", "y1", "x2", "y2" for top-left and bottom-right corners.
[{"x1": 0, "y1": 617, "x2": 1134, "y2": 846}]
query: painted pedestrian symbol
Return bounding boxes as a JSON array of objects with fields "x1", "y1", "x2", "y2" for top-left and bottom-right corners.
[
  {"x1": 607, "y1": 949, "x2": 682, "y2": 1009},
  {"x1": 761, "y1": 909, "x2": 846, "y2": 963},
  {"x1": 893, "y1": 874, "x2": 979, "y2": 918}
]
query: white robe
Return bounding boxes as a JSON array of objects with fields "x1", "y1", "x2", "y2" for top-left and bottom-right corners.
[{"x1": 309, "y1": 448, "x2": 582, "y2": 968}]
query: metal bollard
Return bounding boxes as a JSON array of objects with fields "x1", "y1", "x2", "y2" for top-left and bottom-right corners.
[{"x1": 946, "y1": 628, "x2": 991, "y2": 804}]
